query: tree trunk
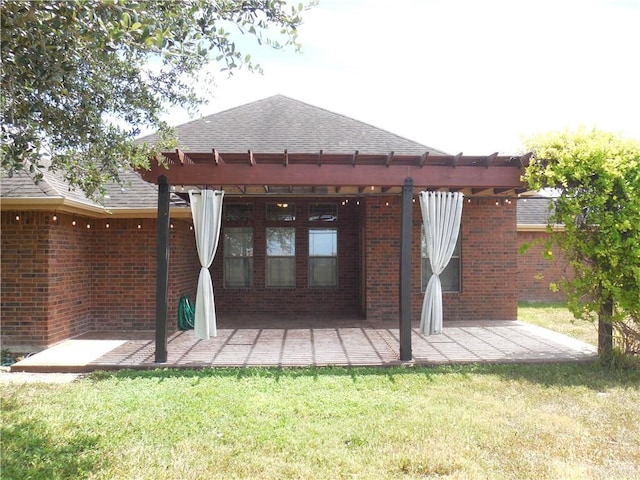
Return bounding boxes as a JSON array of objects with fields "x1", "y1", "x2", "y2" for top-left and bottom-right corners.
[{"x1": 598, "y1": 298, "x2": 614, "y2": 360}]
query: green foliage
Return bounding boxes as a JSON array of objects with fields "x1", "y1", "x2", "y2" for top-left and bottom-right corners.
[
  {"x1": 1, "y1": 0, "x2": 311, "y2": 200},
  {"x1": 524, "y1": 128, "x2": 640, "y2": 354}
]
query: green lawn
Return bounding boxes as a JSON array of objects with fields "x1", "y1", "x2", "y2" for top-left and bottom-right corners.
[
  {"x1": 519, "y1": 301, "x2": 598, "y2": 345},
  {"x1": 2, "y1": 306, "x2": 639, "y2": 479},
  {"x1": 2, "y1": 364, "x2": 639, "y2": 480}
]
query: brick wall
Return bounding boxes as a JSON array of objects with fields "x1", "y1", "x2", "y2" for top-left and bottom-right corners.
[
  {"x1": 90, "y1": 217, "x2": 198, "y2": 331},
  {"x1": 212, "y1": 198, "x2": 362, "y2": 317},
  {"x1": 517, "y1": 230, "x2": 570, "y2": 303},
  {"x1": 364, "y1": 196, "x2": 519, "y2": 323},
  {"x1": 2, "y1": 195, "x2": 523, "y2": 349},
  {"x1": 47, "y1": 213, "x2": 93, "y2": 344},
  {"x1": 1, "y1": 211, "x2": 199, "y2": 350},
  {"x1": 1, "y1": 211, "x2": 53, "y2": 349}
]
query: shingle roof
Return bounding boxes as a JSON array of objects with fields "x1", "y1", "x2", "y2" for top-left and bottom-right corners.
[
  {"x1": 137, "y1": 94, "x2": 448, "y2": 155},
  {"x1": 1, "y1": 164, "x2": 187, "y2": 210},
  {"x1": 517, "y1": 197, "x2": 555, "y2": 225}
]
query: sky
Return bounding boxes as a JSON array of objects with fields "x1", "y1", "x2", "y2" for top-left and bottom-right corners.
[{"x1": 163, "y1": 0, "x2": 640, "y2": 155}]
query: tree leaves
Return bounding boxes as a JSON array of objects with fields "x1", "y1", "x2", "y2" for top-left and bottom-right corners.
[
  {"x1": 523, "y1": 128, "x2": 640, "y2": 329},
  {"x1": 1, "y1": 0, "x2": 312, "y2": 200}
]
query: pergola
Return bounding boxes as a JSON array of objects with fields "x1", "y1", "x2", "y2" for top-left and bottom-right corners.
[{"x1": 138, "y1": 150, "x2": 532, "y2": 363}]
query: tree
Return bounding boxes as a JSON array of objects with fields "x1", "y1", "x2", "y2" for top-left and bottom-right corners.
[
  {"x1": 523, "y1": 128, "x2": 640, "y2": 360},
  {"x1": 1, "y1": 0, "x2": 311, "y2": 200}
]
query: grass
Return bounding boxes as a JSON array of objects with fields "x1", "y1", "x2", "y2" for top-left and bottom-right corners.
[
  {"x1": 2, "y1": 364, "x2": 639, "y2": 479},
  {"x1": 2, "y1": 306, "x2": 639, "y2": 479},
  {"x1": 519, "y1": 301, "x2": 598, "y2": 345}
]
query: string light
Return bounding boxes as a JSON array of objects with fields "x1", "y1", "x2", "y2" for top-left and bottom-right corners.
[
  {"x1": 52, "y1": 214, "x2": 58, "y2": 221},
  {"x1": 106, "y1": 223, "x2": 110, "y2": 229},
  {"x1": 15, "y1": 214, "x2": 20, "y2": 221},
  {"x1": 86, "y1": 223, "x2": 91, "y2": 229},
  {"x1": 137, "y1": 223, "x2": 142, "y2": 229},
  {"x1": 72, "y1": 219, "x2": 77, "y2": 226}
]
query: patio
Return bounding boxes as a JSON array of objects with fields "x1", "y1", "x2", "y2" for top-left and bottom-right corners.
[{"x1": 10, "y1": 316, "x2": 597, "y2": 373}]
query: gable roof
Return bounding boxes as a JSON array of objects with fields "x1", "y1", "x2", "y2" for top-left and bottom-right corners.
[{"x1": 137, "y1": 94, "x2": 448, "y2": 155}]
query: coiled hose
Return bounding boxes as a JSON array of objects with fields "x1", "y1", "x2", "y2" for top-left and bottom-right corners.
[{"x1": 178, "y1": 295, "x2": 195, "y2": 330}]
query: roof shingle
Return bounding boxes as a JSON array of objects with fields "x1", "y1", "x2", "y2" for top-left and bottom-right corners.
[{"x1": 138, "y1": 94, "x2": 448, "y2": 155}]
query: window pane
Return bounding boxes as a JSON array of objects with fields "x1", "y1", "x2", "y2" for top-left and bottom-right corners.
[
  {"x1": 421, "y1": 227, "x2": 461, "y2": 293},
  {"x1": 266, "y1": 257, "x2": 295, "y2": 287},
  {"x1": 266, "y1": 228, "x2": 295, "y2": 256},
  {"x1": 309, "y1": 229, "x2": 337, "y2": 256},
  {"x1": 225, "y1": 258, "x2": 253, "y2": 287},
  {"x1": 309, "y1": 203, "x2": 338, "y2": 222},
  {"x1": 309, "y1": 258, "x2": 337, "y2": 287},
  {"x1": 224, "y1": 228, "x2": 253, "y2": 256},
  {"x1": 422, "y1": 258, "x2": 460, "y2": 292},
  {"x1": 421, "y1": 229, "x2": 461, "y2": 257},
  {"x1": 224, "y1": 204, "x2": 253, "y2": 222},
  {"x1": 266, "y1": 203, "x2": 296, "y2": 221}
]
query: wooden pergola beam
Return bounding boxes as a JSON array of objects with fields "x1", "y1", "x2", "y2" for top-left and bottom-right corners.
[
  {"x1": 386, "y1": 151, "x2": 394, "y2": 167},
  {"x1": 212, "y1": 148, "x2": 223, "y2": 165}
]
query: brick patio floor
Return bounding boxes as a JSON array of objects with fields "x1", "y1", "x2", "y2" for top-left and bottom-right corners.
[{"x1": 10, "y1": 317, "x2": 597, "y2": 373}]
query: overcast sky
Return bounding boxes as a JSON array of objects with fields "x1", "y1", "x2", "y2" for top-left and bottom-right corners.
[{"x1": 163, "y1": 0, "x2": 640, "y2": 155}]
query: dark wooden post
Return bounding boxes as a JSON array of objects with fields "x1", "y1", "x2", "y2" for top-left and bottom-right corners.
[
  {"x1": 399, "y1": 177, "x2": 413, "y2": 361},
  {"x1": 155, "y1": 175, "x2": 170, "y2": 363}
]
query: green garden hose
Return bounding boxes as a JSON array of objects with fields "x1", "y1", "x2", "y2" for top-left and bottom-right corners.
[{"x1": 178, "y1": 295, "x2": 195, "y2": 330}]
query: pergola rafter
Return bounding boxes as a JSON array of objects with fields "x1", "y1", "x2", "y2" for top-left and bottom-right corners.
[{"x1": 140, "y1": 151, "x2": 532, "y2": 197}]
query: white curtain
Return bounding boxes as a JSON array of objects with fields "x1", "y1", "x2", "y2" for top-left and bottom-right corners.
[
  {"x1": 189, "y1": 189, "x2": 224, "y2": 339},
  {"x1": 419, "y1": 191, "x2": 464, "y2": 335}
]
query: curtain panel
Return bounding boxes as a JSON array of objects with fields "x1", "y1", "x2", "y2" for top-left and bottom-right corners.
[
  {"x1": 189, "y1": 189, "x2": 224, "y2": 339},
  {"x1": 419, "y1": 191, "x2": 464, "y2": 335}
]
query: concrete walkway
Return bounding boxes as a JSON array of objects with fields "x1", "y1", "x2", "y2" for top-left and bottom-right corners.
[{"x1": 10, "y1": 320, "x2": 597, "y2": 373}]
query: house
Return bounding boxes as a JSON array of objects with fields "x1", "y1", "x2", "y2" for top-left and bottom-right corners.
[
  {"x1": 1, "y1": 95, "x2": 530, "y2": 353},
  {"x1": 517, "y1": 197, "x2": 569, "y2": 303}
]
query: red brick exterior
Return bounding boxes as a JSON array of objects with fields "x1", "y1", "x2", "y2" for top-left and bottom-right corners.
[
  {"x1": 213, "y1": 198, "x2": 362, "y2": 317},
  {"x1": 1, "y1": 211, "x2": 198, "y2": 350},
  {"x1": 364, "y1": 196, "x2": 519, "y2": 322},
  {"x1": 517, "y1": 230, "x2": 570, "y2": 303},
  {"x1": 2, "y1": 195, "x2": 523, "y2": 350}
]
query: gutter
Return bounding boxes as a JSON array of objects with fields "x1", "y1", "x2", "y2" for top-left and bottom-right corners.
[{"x1": 0, "y1": 197, "x2": 191, "y2": 218}]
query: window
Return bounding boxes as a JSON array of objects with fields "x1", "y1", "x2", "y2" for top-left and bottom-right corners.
[
  {"x1": 309, "y1": 228, "x2": 337, "y2": 287},
  {"x1": 308, "y1": 203, "x2": 338, "y2": 222},
  {"x1": 266, "y1": 227, "x2": 295, "y2": 287},
  {"x1": 266, "y1": 203, "x2": 296, "y2": 221},
  {"x1": 421, "y1": 229, "x2": 461, "y2": 292},
  {"x1": 224, "y1": 204, "x2": 253, "y2": 222},
  {"x1": 224, "y1": 228, "x2": 253, "y2": 287}
]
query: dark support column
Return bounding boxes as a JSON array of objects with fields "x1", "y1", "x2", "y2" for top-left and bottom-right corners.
[
  {"x1": 155, "y1": 175, "x2": 170, "y2": 363},
  {"x1": 399, "y1": 177, "x2": 413, "y2": 361}
]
